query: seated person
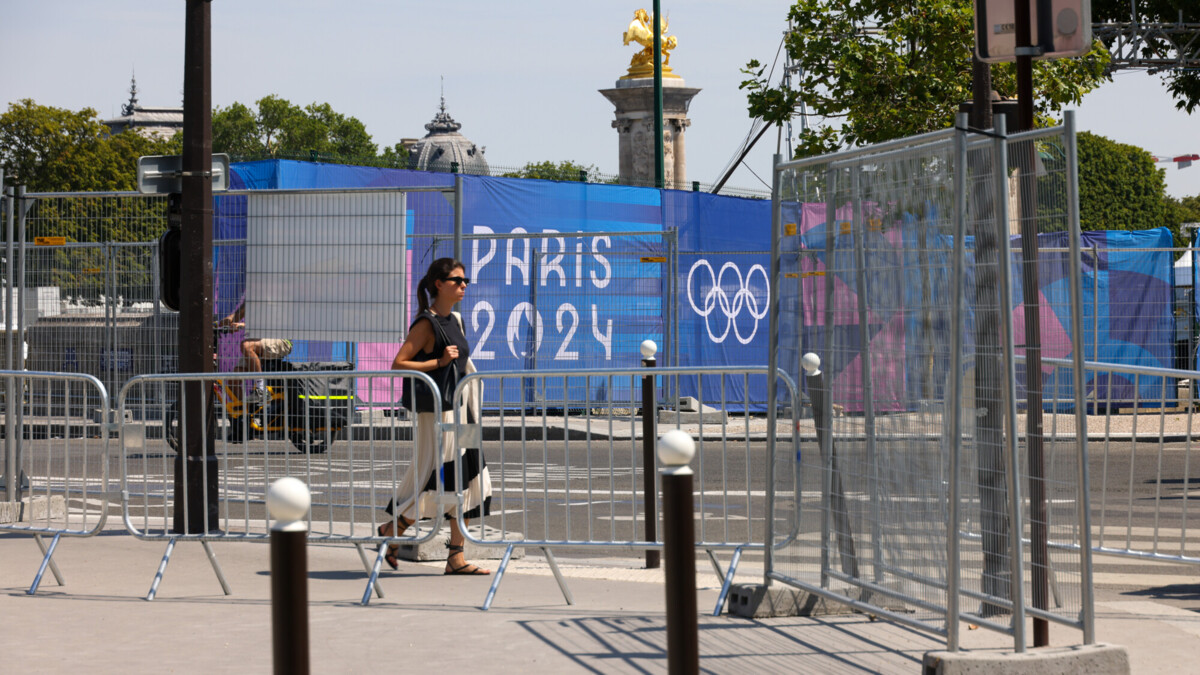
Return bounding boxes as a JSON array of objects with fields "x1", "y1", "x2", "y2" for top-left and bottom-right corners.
[{"x1": 219, "y1": 302, "x2": 293, "y2": 396}]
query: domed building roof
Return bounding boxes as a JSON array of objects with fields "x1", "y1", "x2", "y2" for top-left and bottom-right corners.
[{"x1": 408, "y1": 97, "x2": 488, "y2": 175}]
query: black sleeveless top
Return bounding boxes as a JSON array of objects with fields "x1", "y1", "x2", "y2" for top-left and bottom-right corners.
[{"x1": 412, "y1": 311, "x2": 469, "y2": 372}]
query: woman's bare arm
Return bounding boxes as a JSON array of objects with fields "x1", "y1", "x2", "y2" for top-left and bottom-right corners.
[{"x1": 391, "y1": 318, "x2": 455, "y2": 371}]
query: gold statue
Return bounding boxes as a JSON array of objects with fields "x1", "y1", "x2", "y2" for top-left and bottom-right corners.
[{"x1": 621, "y1": 8, "x2": 680, "y2": 79}]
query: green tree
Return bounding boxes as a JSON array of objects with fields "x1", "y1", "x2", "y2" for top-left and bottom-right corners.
[
  {"x1": 742, "y1": 0, "x2": 1111, "y2": 157},
  {"x1": 0, "y1": 99, "x2": 179, "y2": 193},
  {"x1": 1093, "y1": 0, "x2": 1200, "y2": 113},
  {"x1": 1076, "y1": 132, "x2": 1174, "y2": 235},
  {"x1": 501, "y1": 160, "x2": 600, "y2": 182},
  {"x1": 210, "y1": 101, "x2": 260, "y2": 158},
  {"x1": 212, "y1": 95, "x2": 377, "y2": 160},
  {"x1": 1166, "y1": 194, "x2": 1200, "y2": 247},
  {"x1": 378, "y1": 142, "x2": 411, "y2": 169}
]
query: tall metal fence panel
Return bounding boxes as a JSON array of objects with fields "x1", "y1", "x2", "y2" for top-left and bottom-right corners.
[
  {"x1": 15, "y1": 194, "x2": 170, "y2": 408},
  {"x1": 769, "y1": 114, "x2": 1095, "y2": 651}
]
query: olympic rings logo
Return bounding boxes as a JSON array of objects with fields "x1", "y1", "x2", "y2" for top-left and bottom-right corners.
[{"x1": 686, "y1": 260, "x2": 769, "y2": 344}]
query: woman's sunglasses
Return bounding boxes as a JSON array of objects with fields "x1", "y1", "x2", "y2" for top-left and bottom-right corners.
[{"x1": 443, "y1": 276, "x2": 471, "y2": 286}]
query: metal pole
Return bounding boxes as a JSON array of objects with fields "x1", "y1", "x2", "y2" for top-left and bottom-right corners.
[
  {"x1": 804, "y1": 355, "x2": 859, "y2": 583},
  {"x1": 641, "y1": 341, "x2": 660, "y2": 569},
  {"x1": 268, "y1": 478, "x2": 311, "y2": 675},
  {"x1": 105, "y1": 244, "x2": 115, "y2": 407},
  {"x1": 766, "y1": 154, "x2": 782, "y2": 582},
  {"x1": 1063, "y1": 111, "x2": 1097, "y2": 645},
  {"x1": 992, "y1": 114, "x2": 1028, "y2": 653},
  {"x1": 3, "y1": 182, "x2": 13, "y2": 503},
  {"x1": 175, "y1": 0, "x2": 218, "y2": 534},
  {"x1": 819, "y1": 169, "x2": 838, "y2": 588},
  {"x1": 15, "y1": 186, "x2": 26, "y2": 501},
  {"x1": 453, "y1": 174, "x2": 463, "y2": 267},
  {"x1": 947, "y1": 114, "x2": 970, "y2": 651},
  {"x1": 849, "y1": 167, "x2": 882, "y2": 589},
  {"x1": 1092, "y1": 243, "x2": 1099, "y2": 381},
  {"x1": 969, "y1": 58, "x2": 1010, "y2": 620},
  {"x1": 1013, "y1": 0, "x2": 1048, "y2": 644},
  {"x1": 658, "y1": 430, "x2": 699, "y2": 674},
  {"x1": 653, "y1": 0, "x2": 665, "y2": 190}
]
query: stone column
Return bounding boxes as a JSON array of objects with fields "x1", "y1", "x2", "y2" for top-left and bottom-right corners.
[{"x1": 600, "y1": 78, "x2": 700, "y2": 189}]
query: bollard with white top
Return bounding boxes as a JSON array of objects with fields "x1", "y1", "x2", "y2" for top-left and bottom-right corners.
[
  {"x1": 658, "y1": 429, "x2": 699, "y2": 674},
  {"x1": 802, "y1": 353, "x2": 862, "y2": 586},
  {"x1": 268, "y1": 477, "x2": 311, "y2": 675},
  {"x1": 641, "y1": 339, "x2": 660, "y2": 569}
]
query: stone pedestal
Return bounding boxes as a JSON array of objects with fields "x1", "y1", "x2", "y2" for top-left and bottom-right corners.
[{"x1": 599, "y1": 78, "x2": 700, "y2": 189}]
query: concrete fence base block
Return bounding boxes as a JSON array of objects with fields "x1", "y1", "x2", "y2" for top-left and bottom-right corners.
[
  {"x1": 0, "y1": 500, "x2": 18, "y2": 523},
  {"x1": 0, "y1": 495, "x2": 66, "y2": 524},
  {"x1": 922, "y1": 643, "x2": 1130, "y2": 675},
  {"x1": 659, "y1": 407, "x2": 727, "y2": 425},
  {"x1": 727, "y1": 584, "x2": 857, "y2": 618},
  {"x1": 394, "y1": 524, "x2": 524, "y2": 563},
  {"x1": 22, "y1": 495, "x2": 66, "y2": 522}
]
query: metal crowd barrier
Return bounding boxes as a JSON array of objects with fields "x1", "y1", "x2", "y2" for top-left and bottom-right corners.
[
  {"x1": 448, "y1": 365, "x2": 801, "y2": 611},
  {"x1": 0, "y1": 370, "x2": 112, "y2": 595},
  {"x1": 1042, "y1": 357, "x2": 1200, "y2": 566},
  {"x1": 117, "y1": 369, "x2": 444, "y2": 601}
]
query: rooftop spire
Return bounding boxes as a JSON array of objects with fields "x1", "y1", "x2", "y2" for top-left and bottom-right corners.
[
  {"x1": 425, "y1": 79, "x2": 461, "y2": 134},
  {"x1": 122, "y1": 71, "x2": 139, "y2": 116}
]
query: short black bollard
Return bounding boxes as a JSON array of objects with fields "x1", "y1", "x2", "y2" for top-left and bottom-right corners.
[
  {"x1": 268, "y1": 477, "x2": 311, "y2": 675},
  {"x1": 658, "y1": 429, "x2": 699, "y2": 674},
  {"x1": 802, "y1": 353, "x2": 862, "y2": 584},
  {"x1": 641, "y1": 339, "x2": 661, "y2": 569}
]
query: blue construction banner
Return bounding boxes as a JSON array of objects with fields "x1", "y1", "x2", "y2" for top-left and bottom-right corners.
[
  {"x1": 222, "y1": 160, "x2": 1175, "y2": 412},
  {"x1": 669, "y1": 190, "x2": 773, "y2": 407}
]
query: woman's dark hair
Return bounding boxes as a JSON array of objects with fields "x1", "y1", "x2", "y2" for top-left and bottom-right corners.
[{"x1": 416, "y1": 257, "x2": 465, "y2": 315}]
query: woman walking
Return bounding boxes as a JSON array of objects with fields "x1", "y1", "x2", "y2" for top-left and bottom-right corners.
[{"x1": 377, "y1": 257, "x2": 492, "y2": 575}]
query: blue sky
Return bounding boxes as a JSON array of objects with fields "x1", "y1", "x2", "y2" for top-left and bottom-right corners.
[{"x1": 1, "y1": 1, "x2": 1195, "y2": 198}]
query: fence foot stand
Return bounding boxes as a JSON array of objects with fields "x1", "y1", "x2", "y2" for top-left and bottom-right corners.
[
  {"x1": 706, "y1": 548, "x2": 726, "y2": 585},
  {"x1": 360, "y1": 540, "x2": 388, "y2": 605},
  {"x1": 357, "y1": 542, "x2": 385, "y2": 605},
  {"x1": 146, "y1": 538, "x2": 177, "y2": 601},
  {"x1": 201, "y1": 541, "x2": 231, "y2": 596},
  {"x1": 28, "y1": 532, "x2": 64, "y2": 595},
  {"x1": 713, "y1": 546, "x2": 744, "y2": 616},
  {"x1": 480, "y1": 544, "x2": 514, "y2": 611},
  {"x1": 542, "y1": 547, "x2": 574, "y2": 606}
]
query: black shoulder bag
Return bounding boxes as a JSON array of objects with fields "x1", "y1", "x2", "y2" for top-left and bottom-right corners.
[{"x1": 400, "y1": 312, "x2": 459, "y2": 414}]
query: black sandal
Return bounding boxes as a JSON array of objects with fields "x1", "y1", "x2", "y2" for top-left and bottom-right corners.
[
  {"x1": 444, "y1": 544, "x2": 490, "y2": 576},
  {"x1": 376, "y1": 516, "x2": 413, "y2": 571}
]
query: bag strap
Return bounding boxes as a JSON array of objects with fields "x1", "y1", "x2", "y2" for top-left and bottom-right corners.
[{"x1": 422, "y1": 310, "x2": 454, "y2": 358}]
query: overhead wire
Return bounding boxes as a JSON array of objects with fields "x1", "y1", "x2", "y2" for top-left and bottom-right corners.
[{"x1": 711, "y1": 33, "x2": 787, "y2": 186}]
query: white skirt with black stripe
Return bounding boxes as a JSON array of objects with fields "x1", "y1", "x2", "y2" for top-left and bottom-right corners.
[{"x1": 388, "y1": 359, "x2": 492, "y2": 521}]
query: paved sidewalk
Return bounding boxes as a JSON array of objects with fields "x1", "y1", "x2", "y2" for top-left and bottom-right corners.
[{"x1": 1, "y1": 528, "x2": 1196, "y2": 673}]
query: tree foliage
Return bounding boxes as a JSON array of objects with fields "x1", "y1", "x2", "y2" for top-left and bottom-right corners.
[
  {"x1": 1076, "y1": 131, "x2": 1177, "y2": 238},
  {"x1": 0, "y1": 99, "x2": 179, "y2": 192},
  {"x1": 501, "y1": 160, "x2": 601, "y2": 182},
  {"x1": 1092, "y1": 0, "x2": 1200, "y2": 113},
  {"x1": 742, "y1": 0, "x2": 1111, "y2": 157},
  {"x1": 212, "y1": 95, "x2": 377, "y2": 159}
]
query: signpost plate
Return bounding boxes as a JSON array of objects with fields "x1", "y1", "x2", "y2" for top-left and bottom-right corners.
[{"x1": 137, "y1": 154, "x2": 230, "y2": 194}]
